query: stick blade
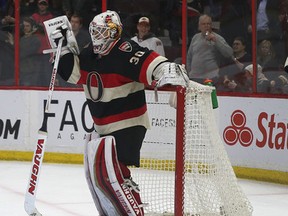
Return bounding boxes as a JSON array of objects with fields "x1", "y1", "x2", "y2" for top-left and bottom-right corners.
[{"x1": 24, "y1": 205, "x2": 43, "y2": 216}]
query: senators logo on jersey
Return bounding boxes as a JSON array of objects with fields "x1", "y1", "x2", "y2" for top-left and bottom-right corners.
[{"x1": 119, "y1": 42, "x2": 132, "y2": 52}]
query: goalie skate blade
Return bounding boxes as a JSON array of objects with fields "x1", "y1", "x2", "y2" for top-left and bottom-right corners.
[
  {"x1": 24, "y1": 207, "x2": 42, "y2": 216},
  {"x1": 29, "y1": 213, "x2": 42, "y2": 216}
]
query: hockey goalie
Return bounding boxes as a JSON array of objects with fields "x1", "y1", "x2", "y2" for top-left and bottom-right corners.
[{"x1": 44, "y1": 10, "x2": 188, "y2": 215}]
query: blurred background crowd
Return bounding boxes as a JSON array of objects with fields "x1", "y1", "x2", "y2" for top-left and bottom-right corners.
[{"x1": 1, "y1": 0, "x2": 288, "y2": 94}]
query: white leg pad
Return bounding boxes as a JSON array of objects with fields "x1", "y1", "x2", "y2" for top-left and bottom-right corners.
[
  {"x1": 84, "y1": 132, "x2": 117, "y2": 216},
  {"x1": 84, "y1": 134, "x2": 144, "y2": 216}
]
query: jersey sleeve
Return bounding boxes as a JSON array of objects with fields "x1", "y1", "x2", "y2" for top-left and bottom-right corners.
[{"x1": 58, "y1": 53, "x2": 81, "y2": 84}]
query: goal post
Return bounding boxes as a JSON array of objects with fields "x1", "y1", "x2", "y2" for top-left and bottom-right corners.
[
  {"x1": 175, "y1": 85, "x2": 185, "y2": 216},
  {"x1": 131, "y1": 81, "x2": 253, "y2": 216}
]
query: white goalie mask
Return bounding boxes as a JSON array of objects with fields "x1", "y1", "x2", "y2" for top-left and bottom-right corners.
[{"x1": 89, "y1": 10, "x2": 122, "y2": 55}]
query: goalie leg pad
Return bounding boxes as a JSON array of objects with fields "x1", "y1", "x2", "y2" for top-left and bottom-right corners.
[
  {"x1": 85, "y1": 135, "x2": 144, "y2": 216},
  {"x1": 84, "y1": 132, "x2": 113, "y2": 216}
]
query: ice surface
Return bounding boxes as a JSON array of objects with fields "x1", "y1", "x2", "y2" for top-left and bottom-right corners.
[{"x1": 0, "y1": 161, "x2": 287, "y2": 216}]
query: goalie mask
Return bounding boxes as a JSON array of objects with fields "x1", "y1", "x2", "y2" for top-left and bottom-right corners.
[{"x1": 89, "y1": 10, "x2": 122, "y2": 55}]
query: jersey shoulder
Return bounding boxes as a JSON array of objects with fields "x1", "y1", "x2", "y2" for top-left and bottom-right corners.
[{"x1": 113, "y1": 38, "x2": 152, "y2": 56}]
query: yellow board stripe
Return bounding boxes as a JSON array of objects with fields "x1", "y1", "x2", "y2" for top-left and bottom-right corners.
[
  {"x1": 1, "y1": 150, "x2": 288, "y2": 185},
  {"x1": 233, "y1": 166, "x2": 288, "y2": 185},
  {"x1": 0, "y1": 150, "x2": 83, "y2": 164}
]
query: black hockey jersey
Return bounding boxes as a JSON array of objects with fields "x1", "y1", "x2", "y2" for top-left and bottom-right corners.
[{"x1": 57, "y1": 38, "x2": 168, "y2": 135}]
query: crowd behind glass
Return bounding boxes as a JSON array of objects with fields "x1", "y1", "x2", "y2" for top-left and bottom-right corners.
[{"x1": 1, "y1": 0, "x2": 288, "y2": 94}]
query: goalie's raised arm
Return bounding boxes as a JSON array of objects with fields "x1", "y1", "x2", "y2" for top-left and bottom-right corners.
[{"x1": 152, "y1": 62, "x2": 190, "y2": 87}]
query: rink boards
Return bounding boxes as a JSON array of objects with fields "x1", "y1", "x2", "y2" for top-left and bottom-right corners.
[{"x1": 0, "y1": 89, "x2": 288, "y2": 184}]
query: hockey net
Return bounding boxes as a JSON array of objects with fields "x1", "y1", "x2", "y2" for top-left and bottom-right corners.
[{"x1": 130, "y1": 80, "x2": 253, "y2": 216}]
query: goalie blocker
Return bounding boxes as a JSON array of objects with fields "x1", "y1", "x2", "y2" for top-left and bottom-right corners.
[
  {"x1": 84, "y1": 133, "x2": 144, "y2": 216},
  {"x1": 43, "y1": 15, "x2": 79, "y2": 56}
]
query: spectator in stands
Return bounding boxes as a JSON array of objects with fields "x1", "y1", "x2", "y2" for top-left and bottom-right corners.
[
  {"x1": 0, "y1": 0, "x2": 6, "y2": 13},
  {"x1": 202, "y1": 0, "x2": 222, "y2": 22},
  {"x1": 62, "y1": 0, "x2": 87, "y2": 19},
  {"x1": 31, "y1": 0, "x2": 53, "y2": 34},
  {"x1": 258, "y1": 39, "x2": 288, "y2": 93},
  {"x1": 163, "y1": 1, "x2": 200, "y2": 46},
  {"x1": 220, "y1": 64, "x2": 272, "y2": 93},
  {"x1": 131, "y1": 16, "x2": 165, "y2": 56},
  {"x1": 257, "y1": 40, "x2": 278, "y2": 67},
  {"x1": 254, "y1": 0, "x2": 282, "y2": 42},
  {"x1": 186, "y1": 14, "x2": 233, "y2": 85},
  {"x1": 0, "y1": 29, "x2": 14, "y2": 85},
  {"x1": 19, "y1": 17, "x2": 41, "y2": 86},
  {"x1": 70, "y1": 14, "x2": 90, "y2": 52},
  {"x1": 244, "y1": 64, "x2": 270, "y2": 93},
  {"x1": 269, "y1": 73, "x2": 288, "y2": 94},
  {"x1": 248, "y1": 0, "x2": 285, "y2": 62},
  {"x1": 219, "y1": 0, "x2": 251, "y2": 49},
  {"x1": 48, "y1": 0, "x2": 63, "y2": 17},
  {"x1": 20, "y1": 0, "x2": 38, "y2": 18},
  {"x1": 280, "y1": 0, "x2": 288, "y2": 59},
  {"x1": 218, "y1": 37, "x2": 252, "y2": 92},
  {"x1": 257, "y1": 39, "x2": 282, "y2": 77},
  {"x1": 232, "y1": 37, "x2": 252, "y2": 69},
  {"x1": 31, "y1": 0, "x2": 54, "y2": 86},
  {"x1": 1, "y1": 0, "x2": 15, "y2": 33}
]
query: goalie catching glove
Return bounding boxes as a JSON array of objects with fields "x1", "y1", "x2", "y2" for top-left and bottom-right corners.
[
  {"x1": 153, "y1": 62, "x2": 189, "y2": 87},
  {"x1": 43, "y1": 15, "x2": 80, "y2": 56}
]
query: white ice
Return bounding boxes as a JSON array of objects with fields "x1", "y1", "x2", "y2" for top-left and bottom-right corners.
[{"x1": 1, "y1": 161, "x2": 288, "y2": 216}]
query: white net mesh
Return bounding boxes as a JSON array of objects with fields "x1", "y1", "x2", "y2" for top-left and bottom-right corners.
[{"x1": 131, "y1": 81, "x2": 253, "y2": 215}]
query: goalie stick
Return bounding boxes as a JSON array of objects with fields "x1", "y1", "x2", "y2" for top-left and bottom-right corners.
[{"x1": 24, "y1": 37, "x2": 64, "y2": 216}]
